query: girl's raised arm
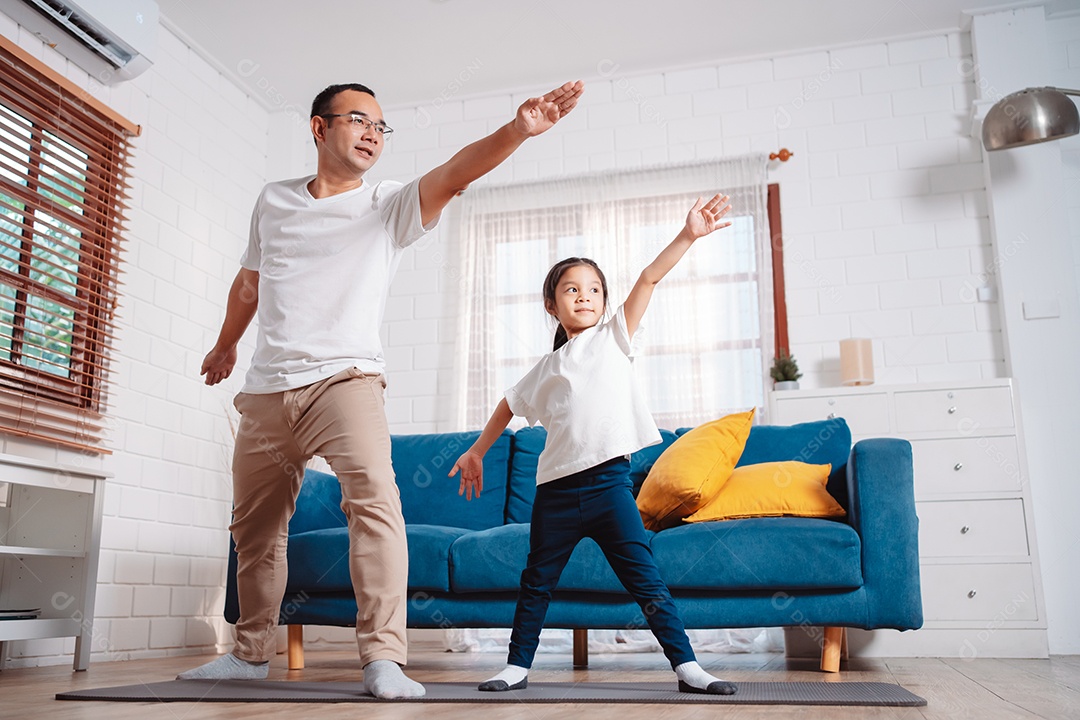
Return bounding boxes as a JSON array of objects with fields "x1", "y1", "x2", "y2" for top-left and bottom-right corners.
[{"x1": 623, "y1": 194, "x2": 732, "y2": 338}]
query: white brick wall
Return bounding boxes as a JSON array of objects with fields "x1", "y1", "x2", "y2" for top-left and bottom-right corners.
[
  {"x1": 1048, "y1": 13, "x2": 1080, "y2": 315},
  {"x1": 0, "y1": 13, "x2": 267, "y2": 667}
]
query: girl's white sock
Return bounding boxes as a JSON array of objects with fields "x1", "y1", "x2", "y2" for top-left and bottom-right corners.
[
  {"x1": 478, "y1": 665, "x2": 529, "y2": 690},
  {"x1": 674, "y1": 661, "x2": 737, "y2": 695}
]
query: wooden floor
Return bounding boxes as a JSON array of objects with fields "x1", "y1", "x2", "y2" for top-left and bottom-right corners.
[{"x1": 1, "y1": 646, "x2": 1078, "y2": 720}]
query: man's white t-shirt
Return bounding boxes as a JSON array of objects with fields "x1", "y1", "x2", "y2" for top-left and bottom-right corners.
[
  {"x1": 505, "y1": 306, "x2": 662, "y2": 485},
  {"x1": 240, "y1": 176, "x2": 435, "y2": 393}
]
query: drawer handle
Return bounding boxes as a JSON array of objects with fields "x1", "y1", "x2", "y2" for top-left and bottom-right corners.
[
  {"x1": 948, "y1": 406, "x2": 957, "y2": 414},
  {"x1": 954, "y1": 462, "x2": 963, "y2": 471},
  {"x1": 967, "y1": 590, "x2": 977, "y2": 599},
  {"x1": 827, "y1": 412, "x2": 836, "y2": 419},
  {"x1": 960, "y1": 526, "x2": 970, "y2": 534}
]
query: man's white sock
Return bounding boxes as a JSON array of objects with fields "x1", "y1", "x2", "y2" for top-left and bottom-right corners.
[
  {"x1": 176, "y1": 653, "x2": 269, "y2": 681},
  {"x1": 363, "y1": 659, "x2": 426, "y2": 699}
]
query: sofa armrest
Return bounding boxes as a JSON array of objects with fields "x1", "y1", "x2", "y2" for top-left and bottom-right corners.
[{"x1": 846, "y1": 438, "x2": 923, "y2": 630}]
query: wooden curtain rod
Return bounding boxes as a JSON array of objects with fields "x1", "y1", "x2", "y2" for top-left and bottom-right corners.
[{"x1": 769, "y1": 148, "x2": 794, "y2": 162}]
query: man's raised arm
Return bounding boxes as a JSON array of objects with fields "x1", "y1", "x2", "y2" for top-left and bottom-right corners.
[{"x1": 417, "y1": 80, "x2": 583, "y2": 226}]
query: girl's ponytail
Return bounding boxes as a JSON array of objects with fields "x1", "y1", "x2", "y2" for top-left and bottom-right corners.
[{"x1": 552, "y1": 325, "x2": 569, "y2": 351}]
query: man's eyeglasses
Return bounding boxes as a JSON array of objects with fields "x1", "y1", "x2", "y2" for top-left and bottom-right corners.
[{"x1": 320, "y1": 114, "x2": 394, "y2": 136}]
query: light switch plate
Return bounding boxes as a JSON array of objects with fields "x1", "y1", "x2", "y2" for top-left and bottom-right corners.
[{"x1": 1022, "y1": 296, "x2": 1061, "y2": 320}]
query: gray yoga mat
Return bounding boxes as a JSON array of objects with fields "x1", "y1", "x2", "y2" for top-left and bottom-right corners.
[{"x1": 57, "y1": 679, "x2": 927, "y2": 706}]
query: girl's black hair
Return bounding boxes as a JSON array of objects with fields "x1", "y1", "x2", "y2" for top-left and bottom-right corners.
[{"x1": 542, "y1": 257, "x2": 609, "y2": 351}]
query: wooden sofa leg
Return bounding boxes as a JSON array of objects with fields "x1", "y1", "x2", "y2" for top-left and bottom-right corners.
[
  {"x1": 573, "y1": 629, "x2": 589, "y2": 668},
  {"x1": 820, "y1": 626, "x2": 844, "y2": 673},
  {"x1": 288, "y1": 625, "x2": 305, "y2": 670}
]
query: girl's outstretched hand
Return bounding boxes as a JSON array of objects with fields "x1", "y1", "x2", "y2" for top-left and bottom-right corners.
[
  {"x1": 449, "y1": 451, "x2": 484, "y2": 501},
  {"x1": 686, "y1": 194, "x2": 732, "y2": 239}
]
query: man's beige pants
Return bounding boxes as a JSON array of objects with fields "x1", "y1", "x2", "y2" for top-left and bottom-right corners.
[{"x1": 229, "y1": 368, "x2": 408, "y2": 666}]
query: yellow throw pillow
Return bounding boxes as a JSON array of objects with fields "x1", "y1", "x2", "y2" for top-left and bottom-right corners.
[
  {"x1": 684, "y1": 461, "x2": 846, "y2": 523},
  {"x1": 636, "y1": 409, "x2": 755, "y2": 531}
]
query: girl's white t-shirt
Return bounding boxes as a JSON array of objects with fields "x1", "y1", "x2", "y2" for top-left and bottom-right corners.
[
  {"x1": 505, "y1": 305, "x2": 662, "y2": 484},
  {"x1": 240, "y1": 176, "x2": 435, "y2": 393}
]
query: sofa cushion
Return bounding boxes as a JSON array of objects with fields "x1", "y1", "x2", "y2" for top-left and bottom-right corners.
[
  {"x1": 448, "y1": 524, "x2": 630, "y2": 593},
  {"x1": 448, "y1": 524, "x2": 527, "y2": 592},
  {"x1": 506, "y1": 427, "x2": 679, "y2": 523},
  {"x1": 286, "y1": 524, "x2": 469, "y2": 593},
  {"x1": 685, "y1": 462, "x2": 846, "y2": 522},
  {"x1": 629, "y1": 430, "x2": 678, "y2": 496},
  {"x1": 651, "y1": 516, "x2": 862, "y2": 590},
  {"x1": 393, "y1": 430, "x2": 512, "y2": 530},
  {"x1": 506, "y1": 428, "x2": 545, "y2": 524},
  {"x1": 288, "y1": 429, "x2": 515, "y2": 536},
  {"x1": 735, "y1": 418, "x2": 852, "y2": 512},
  {"x1": 637, "y1": 410, "x2": 755, "y2": 531}
]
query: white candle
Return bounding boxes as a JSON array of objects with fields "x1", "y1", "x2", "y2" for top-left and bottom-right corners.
[{"x1": 840, "y1": 338, "x2": 874, "y2": 386}]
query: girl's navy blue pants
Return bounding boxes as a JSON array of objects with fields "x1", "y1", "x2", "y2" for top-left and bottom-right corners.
[{"x1": 507, "y1": 457, "x2": 696, "y2": 669}]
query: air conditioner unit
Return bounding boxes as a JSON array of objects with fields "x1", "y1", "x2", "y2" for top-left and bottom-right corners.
[{"x1": 3, "y1": 0, "x2": 158, "y2": 84}]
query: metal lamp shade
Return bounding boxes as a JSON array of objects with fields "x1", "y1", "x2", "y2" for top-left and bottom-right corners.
[{"x1": 982, "y1": 87, "x2": 1080, "y2": 151}]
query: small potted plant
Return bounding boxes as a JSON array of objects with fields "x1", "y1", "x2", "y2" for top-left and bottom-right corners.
[{"x1": 770, "y1": 351, "x2": 802, "y2": 391}]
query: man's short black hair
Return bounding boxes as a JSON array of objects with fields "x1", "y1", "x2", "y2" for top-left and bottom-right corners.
[{"x1": 310, "y1": 83, "x2": 377, "y2": 119}]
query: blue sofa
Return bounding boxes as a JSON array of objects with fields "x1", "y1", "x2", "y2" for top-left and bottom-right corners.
[{"x1": 224, "y1": 417, "x2": 922, "y2": 672}]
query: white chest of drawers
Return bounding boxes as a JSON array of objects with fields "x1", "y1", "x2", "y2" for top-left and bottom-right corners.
[{"x1": 770, "y1": 379, "x2": 1048, "y2": 658}]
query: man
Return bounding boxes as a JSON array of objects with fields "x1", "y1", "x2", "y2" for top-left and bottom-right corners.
[{"x1": 180, "y1": 80, "x2": 584, "y2": 698}]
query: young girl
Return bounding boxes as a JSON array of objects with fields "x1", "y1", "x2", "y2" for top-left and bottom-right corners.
[{"x1": 448, "y1": 194, "x2": 737, "y2": 695}]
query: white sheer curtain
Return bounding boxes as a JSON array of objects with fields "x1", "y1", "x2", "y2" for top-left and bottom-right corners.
[{"x1": 450, "y1": 155, "x2": 774, "y2": 431}]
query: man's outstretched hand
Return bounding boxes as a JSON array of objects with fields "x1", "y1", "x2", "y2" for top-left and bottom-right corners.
[{"x1": 513, "y1": 80, "x2": 584, "y2": 137}]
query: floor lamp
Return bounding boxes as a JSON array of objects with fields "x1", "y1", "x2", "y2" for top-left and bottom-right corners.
[{"x1": 982, "y1": 86, "x2": 1080, "y2": 151}]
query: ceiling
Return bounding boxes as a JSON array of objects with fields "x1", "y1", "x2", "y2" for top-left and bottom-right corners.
[{"x1": 156, "y1": 1, "x2": 1068, "y2": 112}]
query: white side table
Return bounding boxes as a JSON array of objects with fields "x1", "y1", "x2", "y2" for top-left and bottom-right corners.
[{"x1": 0, "y1": 453, "x2": 108, "y2": 670}]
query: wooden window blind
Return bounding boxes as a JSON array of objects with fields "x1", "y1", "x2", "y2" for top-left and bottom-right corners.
[{"x1": 0, "y1": 36, "x2": 138, "y2": 454}]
